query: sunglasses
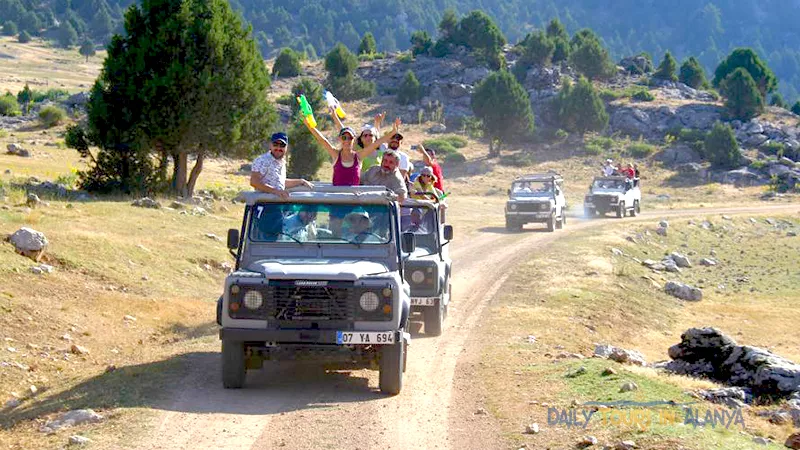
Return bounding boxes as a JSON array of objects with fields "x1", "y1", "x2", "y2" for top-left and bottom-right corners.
[
  {"x1": 341, "y1": 135, "x2": 354, "y2": 141},
  {"x1": 420, "y1": 174, "x2": 432, "y2": 178},
  {"x1": 272, "y1": 141, "x2": 287, "y2": 148},
  {"x1": 361, "y1": 133, "x2": 373, "y2": 138}
]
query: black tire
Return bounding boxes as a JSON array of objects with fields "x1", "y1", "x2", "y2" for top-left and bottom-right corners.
[
  {"x1": 423, "y1": 298, "x2": 444, "y2": 336},
  {"x1": 222, "y1": 339, "x2": 245, "y2": 389},
  {"x1": 556, "y1": 209, "x2": 564, "y2": 229},
  {"x1": 635, "y1": 200, "x2": 641, "y2": 214},
  {"x1": 379, "y1": 339, "x2": 405, "y2": 395},
  {"x1": 630, "y1": 200, "x2": 638, "y2": 217},
  {"x1": 547, "y1": 211, "x2": 556, "y2": 232},
  {"x1": 562, "y1": 209, "x2": 567, "y2": 226},
  {"x1": 616, "y1": 203, "x2": 625, "y2": 218},
  {"x1": 505, "y1": 218, "x2": 522, "y2": 232},
  {"x1": 584, "y1": 208, "x2": 594, "y2": 218}
]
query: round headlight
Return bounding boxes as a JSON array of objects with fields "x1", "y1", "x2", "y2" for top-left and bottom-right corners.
[
  {"x1": 411, "y1": 270, "x2": 425, "y2": 284},
  {"x1": 230, "y1": 285, "x2": 240, "y2": 295},
  {"x1": 359, "y1": 292, "x2": 380, "y2": 312},
  {"x1": 243, "y1": 290, "x2": 263, "y2": 309},
  {"x1": 510, "y1": 203, "x2": 517, "y2": 210},
  {"x1": 381, "y1": 287, "x2": 393, "y2": 298}
]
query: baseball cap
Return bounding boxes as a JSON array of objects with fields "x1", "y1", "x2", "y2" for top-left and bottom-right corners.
[
  {"x1": 605, "y1": 158, "x2": 613, "y2": 164},
  {"x1": 420, "y1": 166, "x2": 434, "y2": 177},
  {"x1": 345, "y1": 208, "x2": 370, "y2": 221},
  {"x1": 360, "y1": 124, "x2": 378, "y2": 136},
  {"x1": 339, "y1": 127, "x2": 356, "y2": 137},
  {"x1": 271, "y1": 132, "x2": 289, "y2": 144}
]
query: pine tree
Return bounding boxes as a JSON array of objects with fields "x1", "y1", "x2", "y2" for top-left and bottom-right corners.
[
  {"x1": 555, "y1": 76, "x2": 609, "y2": 135},
  {"x1": 791, "y1": 101, "x2": 800, "y2": 116},
  {"x1": 653, "y1": 51, "x2": 678, "y2": 81},
  {"x1": 410, "y1": 30, "x2": 432, "y2": 56},
  {"x1": 57, "y1": 20, "x2": 77, "y2": 48},
  {"x1": 325, "y1": 43, "x2": 358, "y2": 78},
  {"x1": 273, "y1": 48, "x2": 302, "y2": 78},
  {"x1": 18, "y1": 30, "x2": 31, "y2": 43},
  {"x1": 546, "y1": 18, "x2": 570, "y2": 62},
  {"x1": 568, "y1": 36, "x2": 615, "y2": 80},
  {"x1": 769, "y1": 93, "x2": 787, "y2": 108},
  {"x1": 679, "y1": 56, "x2": 707, "y2": 88},
  {"x1": 720, "y1": 67, "x2": 765, "y2": 120},
  {"x1": 78, "y1": 40, "x2": 95, "y2": 61},
  {"x1": 287, "y1": 120, "x2": 326, "y2": 180},
  {"x1": 704, "y1": 122, "x2": 741, "y2": 168},
  {"x1": 397, "y1": 70, "x2": 421, "y2": 105},
  {"x1": 358, "y1": 32, "x2": 377, "y2": 55},
  {"x1": 713, "y1": 48, "x2": 777, "y2": 96},
  {"x1": 3, "y1": 21, "x2": 18, "y2": 36},
  {"x1": 471, "y1": 70, "x2": 534, "y2": 156}
]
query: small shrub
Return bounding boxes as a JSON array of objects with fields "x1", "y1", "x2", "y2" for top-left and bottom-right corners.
[
  {"x1": 499, "y1": 152, "x2": 535, "y2": 167},
  {"x1": 598, "y1": 88, "x2": 623, "y2": 101},
  {"x1": 55, "y1": 170, "x2": 79, "y2": 188},
  {"x1": 704, "y1": 89, "x2": 721, "y2": 101},
  {"x1": 631, "y1": 88, "x2": 655, "y2": 102},
  {"x1": 275, "y1": 94, "x2": 293, "y2": 106},
  {"x1": 31, "y1": 89, "x2": 70, "y2": 103},
  {"x1": 555, "y1": 129, "x2": 568, "y2": 140},
  {"x1": 584, "y1": 143, "x2": 603, "y2": 155},
  {"x1": 397, "y1": 52, "x2": 414, "y2": 64},
  {"x1": 422, "y1": 136, "x2": 466, "y2": 156},
  {"x1": 444, "y1": 152, "x2": 466, "y2": 164},
  {"x1": 38, "y1": 105, "x2": 67, "y2": 127},
  {"x1": 761, "y1": 141, "x2": 785, "y2": 156},
  {"x1": 0, "y1": 94, "x2": 21, "y2": 116},
  {"x1": 327, "y1": 76, "x2": 375, "y2": 101},
  {"x1": 626, "y1": 141, "x2": 656, "y2": 157},
  {"x1": 749, "y1": 160, "x2": 767, "y2": 170},
  {"x1": 272, "y1": 48, "x2": 302, "y2": 78},
  {"x1": 461, "y1": 116, "x2": 483, "y2": 138},
  {"x1": 18, "y1": 30, "x2": 31, "y2": 43},
  {"x1": 677, "y1": 128, "x2": 706, "y2": 143},
  {"x1": 704, "y1": 122, "x2": 741, "y2": 168},
  {"x1": 587, "y1": 135, "x2": 615, "y2": 150}
]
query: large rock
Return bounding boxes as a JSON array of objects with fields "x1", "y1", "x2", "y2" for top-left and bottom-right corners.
[
  {"x1": 523, "y1": 66, "x2": 562, "y2": 90},
  {"x1": 131, "y1": 197, "x2": 161, "y2": 209},
  {"x1": 720, "y1": 167, "x2": 768, "y2": 186},
  {"x1": 7, "y1": 227, "x2": 48, "y2": 261},
  {"x1": 744, "y1": 134, "x2": 769, "y2": 148},
  {"x1": 609, "y1": 107, "x2": 652, "y2": 138},
  {"x1": 619, "y1": 55, "x2": 653, "y2": 75},
  {"x1": 657, "y1": 144, "x2": 702, "y2": 166},
  {"x1": 699, "y1": 387, "x2": 751, "y2": 408},
  {"x1": 675, "y1": 104, "x2": 723, "y2": 130},
  {"x1": 41, "y1": 409, "x2": 103, "y2": 432},
  {"x1": 64, "y1": 92, "x2": 89, "y2": 107},
  {"x1": 665, "y1": 281, "x2": 702, "y2": 301},
  {"x1": 6, "y1": 143, "x2": 31, "y2": 157},
  {"x1": 594, "y1": 344, "x2": 646, "y2": 366},
  {"x1": 669, "y1": 252, "x2": 692, "y2": 268},
  {"x1": 667, "y1": 327, "x2": 800, "y2": 400}
]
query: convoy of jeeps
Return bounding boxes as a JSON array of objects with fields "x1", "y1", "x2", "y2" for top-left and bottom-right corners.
[{"x1": 216, "y1": 171, "x2": 640, "y2": 395}]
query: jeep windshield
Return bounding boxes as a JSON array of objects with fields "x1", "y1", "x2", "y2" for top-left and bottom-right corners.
[
  {"x1": 592, "y1": 179, "x2": 626, "y2": 190},
  {"x1": 249, "y1": 202, "x2": 392, "y2": 244},
  {"x1": 511, "y1": 181, "x2": 554, "y2": 196},
  {"x1": 400, "y1": 206, "x2": 437, "y2": 252}
]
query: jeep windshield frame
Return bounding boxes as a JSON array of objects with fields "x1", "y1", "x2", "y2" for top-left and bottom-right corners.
[{"x1": 400, "y1": 203, "x2": 439, "y2": 255}]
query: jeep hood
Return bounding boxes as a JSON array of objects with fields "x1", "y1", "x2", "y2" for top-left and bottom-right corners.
[
  {"x1": 245, "y1": 258, "x2": 391, "y2": 280},
  {"x1": 590, "y1": 189, "x2": 623, "y2": 195},
  {"x1": 510, "y1": 195, "x2": 552, "y2": 201}
]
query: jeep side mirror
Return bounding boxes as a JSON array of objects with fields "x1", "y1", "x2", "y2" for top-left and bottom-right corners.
[
  {"x1": 227, "y1": 228, "x2": 240, "y2": 250},
  {"x1": 401, "y1": 232, "x2": 416, "y2": 253},
  {"x1": 443, "y1": 225, "x2": 454, "y2": 241}
]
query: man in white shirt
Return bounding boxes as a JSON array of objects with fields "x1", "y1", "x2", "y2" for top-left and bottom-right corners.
[
  {"x1": 602, "y1": 159, "x2": 617, "y2": 177},
  {"x1": 250, "y1": 132, "x2": 313, "y2": 199}
]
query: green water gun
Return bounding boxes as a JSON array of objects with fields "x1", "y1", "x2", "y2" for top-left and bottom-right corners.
[
  {"x1": 440, "y1": 191, "x2": 451, "y2": 200},
  {"x1": 296, "y1": 94, "x2": 317, "y2": 128}
]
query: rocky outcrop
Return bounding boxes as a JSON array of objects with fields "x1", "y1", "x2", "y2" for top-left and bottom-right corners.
[
  {"x1": 619, "y1": 55, "x2": 653, "y2": 75},
  {"x1": 664, "y1": 281, "x2": 703, "y2": 301},
  {"x1": 608, "y1": 103, "x2": 723, "y2": 139},
  {"x1": 666, "y1": 327, "x2": 800, "y2": 399}
]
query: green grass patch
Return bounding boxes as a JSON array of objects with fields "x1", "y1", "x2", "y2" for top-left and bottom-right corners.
[
  {"x1": 499, "y1": 152, "x2": 536, "y2": 167},
  {"x1": 626, "y1": 141, "x2": 657, "y2": 158}
]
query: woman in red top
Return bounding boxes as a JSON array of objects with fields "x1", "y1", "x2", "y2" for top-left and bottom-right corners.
[
  {"x1": 621, "y1": 162, "x2": 636, "y2": 179},
  {"x1": 416, "y1": 143, "x2": 444, "y2": 191}
]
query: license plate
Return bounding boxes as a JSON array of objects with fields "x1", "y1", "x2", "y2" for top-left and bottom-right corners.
[
  {"x1": 411, "y1": 297, "x2": 437, "y2": 306},
  {"x1": 336, "y1": 331, "x2": 395, "y2": 345}
]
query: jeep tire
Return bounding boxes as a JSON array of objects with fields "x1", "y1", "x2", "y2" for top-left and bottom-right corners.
[
  {"x1": 630, "y1": 200, "x2": 639, "y2": 217},
  {"x1": 547, "y1": 211, "x2": 556, "y2": 232},
  {"x1": 635, "y1": 200, "x2": 641, "y2": 214},
  {"x1": 423, "y1": 298, "x2": 444, "y2": 336},
  {"x1": 379, "y1": 339, "x2": 405, "y2": 395},
  {"x1": 616, "y1": 203, "x2": 625, "y2": 218},
  {"x1": 556, "y1": 209, "x2": 564, "y2": 229},
  {"x1": 584, "y1": 207, "x2": 594, "y2": 218},
  {"x1": 222, "y1": 339, "x2": 246, "y2": 389},
  {"x1": 505, "y1": 217, "x2": 522, "y2": 232}
]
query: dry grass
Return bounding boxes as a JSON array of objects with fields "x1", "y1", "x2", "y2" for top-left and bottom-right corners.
[{"x1": 474, "y1": 213, "x2": 800, "y2": 449}]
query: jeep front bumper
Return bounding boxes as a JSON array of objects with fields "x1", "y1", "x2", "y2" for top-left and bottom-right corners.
[
  {"x1": 410, "y1": 296, "x2": 440, "y2": 307},
  {"x1": 220, "y1": 328, "x2": 407, "y2": 345},
  {"x1": 506, "y1": 211, "x2": 552, "y2": 220}
]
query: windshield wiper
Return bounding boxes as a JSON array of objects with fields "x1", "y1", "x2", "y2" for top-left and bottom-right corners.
[{"x1": 262, "y1": 231, "x2": 303, "y2": 244}]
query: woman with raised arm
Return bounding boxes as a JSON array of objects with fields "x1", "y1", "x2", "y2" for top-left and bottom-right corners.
[{"x1": 303, "y1": 115, "x2": 399, "y2": 186}]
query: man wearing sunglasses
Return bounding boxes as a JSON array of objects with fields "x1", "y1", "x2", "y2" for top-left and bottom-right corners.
[{"x1": 250, "y1": 132, "x2": 313, "y2": 200}]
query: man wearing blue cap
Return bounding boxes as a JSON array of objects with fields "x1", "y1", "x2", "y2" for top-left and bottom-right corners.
[{"x1": 250, "y1": 132, "x2": 313, "y2": 199}]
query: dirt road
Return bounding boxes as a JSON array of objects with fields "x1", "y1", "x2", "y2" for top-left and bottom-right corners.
[{"x1": 137, "y1": 203, "x2": 798, "y2": 450}]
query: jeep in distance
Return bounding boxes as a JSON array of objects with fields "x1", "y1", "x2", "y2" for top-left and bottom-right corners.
[
  {"x1": 583, "y1": 176, "x2": 641, "y2": 218},
  {"x1": 505, "y1": 173, "x2": 567, "y2": 232}
]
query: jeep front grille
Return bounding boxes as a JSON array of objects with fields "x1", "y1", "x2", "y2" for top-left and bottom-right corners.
[
  {"x1": 271, "y1": 283, "x2": 354, "y2": 321},
  {"x1": 591, "y1": 196, "x2": 617, "y2": 208},
  {"x1": 516, "y1": 202, "x2": 549, "y2": 212}
]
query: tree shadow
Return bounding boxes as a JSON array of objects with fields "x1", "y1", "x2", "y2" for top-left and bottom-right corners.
[{"x1": 2, "y1": 350, "x2": 388, "y2": 429}]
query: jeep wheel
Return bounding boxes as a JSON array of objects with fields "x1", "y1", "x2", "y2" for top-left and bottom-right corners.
[
  {"x1": 556, "y1": 210, "x2": 564, "y2": 229},
  {"x1": 222, "y1": 339, "x2": 245, "y2": 389},
  {"x1": 379, "y1": 339, "x2": 405, "y2": 395},
  {"x1": 584, "y1": 208, "x2": 594, "y2": 218},
  {"x1": 630, "y1": 200, "x2": 639, "y2": 217},
  {"x1": 505, "y1": 218, "x2": 522, "y2": 232},
  {"x1": 562, "y1": 210, "x2": 567, "y2": 226},
  {"x1": 424, "y1": 298, "x2": 444, "y2": 336},
  {"x1": 547, "y1": 211, "x2": 556, "y2": 232},
  {"x1": 616, "y1": 203, "x2": 625, "y2": 218},
  {"x1": 635, "y1": 200, "x2": 641, "y2": 214}
]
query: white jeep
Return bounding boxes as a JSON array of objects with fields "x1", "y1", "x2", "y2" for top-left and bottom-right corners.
[
  {"x1": 217, "y1": 186, "x2": 413, "y2": 395},
  {"x1": 583, "y1": 176, "x2": 641, "y2": 218},
  {"x1": 505, "y1": 173, "x2": 567, "y2": 232}
]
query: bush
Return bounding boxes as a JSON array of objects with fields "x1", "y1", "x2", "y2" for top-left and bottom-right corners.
[
  {"x1": 555, "y1": 76, "x2": 608, "y2": 134},
  {"x1": 749, "y1": 160, "x2": 767, "y2": 170},
  {"x1": 358, "y1": 53, "x2": 385, "y2": 61},
  {"x1": 679, "y1": 57, "x2": 708, "y2": 89},
  {"x1": 397, "y1": 52, "x2": 414, "y2": 64},
  {"x1": 762, "y1": 141, "x2": 785, "y2": 156},
  {"x1": 471, "y1": 70, "x2": 534, "y2": 156},
  {"x1": 713, "y1": 48, "x2": 777, "y2": 97},
  {"x1": 704, "y1": 122, "x2": 741, "y2": 168},
  {"x1": 55, "y1": 170, "x2": 79, "y2": 188},
  {"x1": 327, "y1": 75, "x2": 375, "y2": 101},
  {"x1": 587, "y1": 135, "x2": 616, "y2": 150},
  {"x1": 2, "y1": 21, "x2": 18, "y2": 36},
  {"x1": 397, "y1": 70, "x2": 421, "y2": 105},
  {"x1": 791, "y1": 101, "x2": 800, "y2": 116},
  {"x1": 631, "y1": 88, "x2": 655, "y2": 101},
  {"x1": 18, "y1": 30, "x2": 31, "y2": 43},
  {"x1": 287, "y1": 121, "x2": 326, "y2": 179},
  {"x1": 273, "y1": 48, "x2": 302, "y2": 78},
  {"x1": 584, "y1": 143, "x2": 603, "y2": 155},
  {"x1": 358, "y1": 32, "x2": 377, "y2": 55},
  {"x1": 423, "y1": 135, "x2": 467, "y2": 156},
  {"x1": 770, "y1": 93, "x2": 787, "y2": 108},
  {"x1": 499, "y1": 152, "x2": 535, "y2": 167},
  {"x1": 554, "y1": 128, "x2": 568, "y2": 141},
  {"x1": 324, "y1": 43, "x2": 358, "y2": 78},
  {"x1": 0, "y1": 94, "x2": 21, "y2": 116},
  {"x1": 568, "y1": 33, "x2": 615, "y2": 80},
  {"x1": 410, "y1": 31, "x2": 432, "y2": 56},
  {"x1": 275, "y1": 94, "x2": 293, "y2": 106},
  {"x1": 704, "y1": 89, "x2": 721, "y2": 101},
  {"x1": 30, "y1": 88, "x2": 70, "y2": 103},
  {"x1": 653, "y1": 51, "x2": 678, "y2": 82},
  {"x1": 38, "y1": 105, "x2": 67, "y2": 127},
  {"x1": 444, "y1": 152, "x2": 466, "y2": 164},
  {"x1": 720, "y1": 67, "x2": 764, "y2": 120},
  {"x1": 626, "y1": 141, "x2": 657, "y2": 157}
]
